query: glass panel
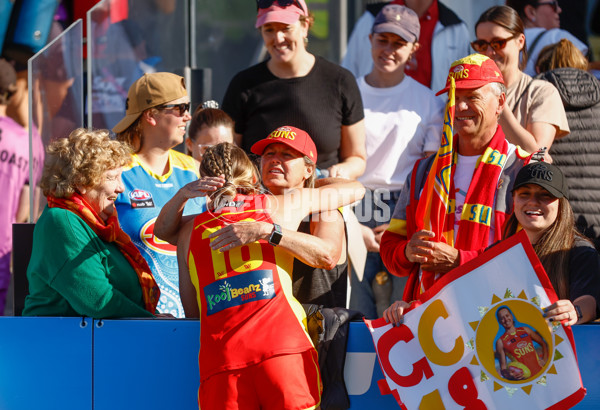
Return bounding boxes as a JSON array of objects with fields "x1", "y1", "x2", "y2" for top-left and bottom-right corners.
[
  {"x1": 88, "y1": 0, "x2": 189, "y2": 130},
  {"x1": 28, "y1": 19, "x2": 83, "y2": 220}
]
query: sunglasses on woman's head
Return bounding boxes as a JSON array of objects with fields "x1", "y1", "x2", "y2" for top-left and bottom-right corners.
[
  {"x1": 471, "y1": 34, "x2": 519, "y2": 53},
  {"x1": 158, "y1": 102, "x2": 190, "y2": 115},
  {"x1": 536, "y1": 0, "x2": 559, "y2": 12},
  {"x1": 256, "y1": 0, "x2": 304, "y2": 12}
]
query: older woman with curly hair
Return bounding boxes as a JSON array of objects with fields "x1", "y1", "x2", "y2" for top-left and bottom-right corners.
[{"x1": 22, "y1": 128, "x2": 160, "y2": 318}]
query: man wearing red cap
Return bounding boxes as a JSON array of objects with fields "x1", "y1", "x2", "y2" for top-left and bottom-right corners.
[{"x1": 380, "y1": 54, "x2": 532, "y2": 302}]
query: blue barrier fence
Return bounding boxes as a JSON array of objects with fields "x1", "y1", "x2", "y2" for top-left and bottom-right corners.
[{"x1": 0, "y1": 318, "x2": 597, "y2": 409}]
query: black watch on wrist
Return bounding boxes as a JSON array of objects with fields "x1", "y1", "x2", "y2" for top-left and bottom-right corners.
[
  {"x1": 575, "y1": 305, "x2": 583, "y2": 320},
  {"x1": 268, "y1": 223, "x2": 283, "y2": 246}
]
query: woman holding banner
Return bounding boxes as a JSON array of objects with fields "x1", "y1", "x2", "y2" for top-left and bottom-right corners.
[
  {"x1": 504, "y1": 162, "x2": 600, "y2": 325},
  {"x1": 385, "y1": 162, "x2": 600, "y2": 326}
]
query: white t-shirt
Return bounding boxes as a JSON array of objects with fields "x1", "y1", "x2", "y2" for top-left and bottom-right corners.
[
  {"x1": 524, "y1": 27, "x2": 588, "y2": 76},
  {"x1": 453, "y1": 153, "x2": 479, "y2": 240},
  {"x1": 357, "y1": 75, "x2": 444, "y2": 191}
]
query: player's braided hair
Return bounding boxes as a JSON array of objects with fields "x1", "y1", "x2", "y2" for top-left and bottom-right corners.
[{"x1": 200, "y1": 142, "x2": 260, "y2": 210}]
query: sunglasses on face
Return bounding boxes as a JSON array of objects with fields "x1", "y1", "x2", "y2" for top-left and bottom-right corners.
[
  {"x1": 536, "y1": 0, "x2": 559, "y2": 12},
  {"x1": 196, "y1": 144, "x2": 214, "y2": 156},
  {"x1": 256, "y1": 0, "x2": 305, "y2": 12},
  {"x1": 158, "y1": 102, "x2": 190, "y2": 115},
  {"x1": 471, "y1": 34, "x2": 519, "y2": 53}
]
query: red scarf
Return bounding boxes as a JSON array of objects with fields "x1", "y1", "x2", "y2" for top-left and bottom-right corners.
[
  {"x1": 47, "y1": 193, "x2": 160, "y2": 314},
  {"x1": 454, "y1": 126, "x2": 509, "y2": 249},
  {"x1": 415, "y1": 126, "x2": 509, "y2": 293}
]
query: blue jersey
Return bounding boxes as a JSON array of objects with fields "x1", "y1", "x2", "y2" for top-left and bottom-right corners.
[{"x1": 115, "y1": 150, "x2": 206, "y2": 317}]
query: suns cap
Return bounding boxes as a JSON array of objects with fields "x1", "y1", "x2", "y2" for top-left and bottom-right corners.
[
  {"x1": 512, "y1": 162, "x2": 569, "y2": 199},
  {"x1": 436, "y1": 54, "x2": 504, "y2": 96},
  {"x1": 251, "y1": 125, "x2": 317, "y2": 163}
]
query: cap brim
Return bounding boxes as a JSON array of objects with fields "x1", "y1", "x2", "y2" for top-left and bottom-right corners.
[
  {"x1": 251, "y1": 138, "x2": 276, "y2": 156},
  {"x1": 255, "y1": 11, "x2": 301, "y2": 28},
  {"x1": 251, "y1": 137, "x2": 301, "y2": 157},
  {"x1": 435, "y1": 80, "x2": 496, "y2": 96},
  {"x1": 372, "y1": 25, "x2": 415, "y2": 43},
  {"x1": 112, "y1": 112, "x2": 141, "y2": 134},
  {"x1": 512, "y1": 181, "x2": 565, "y2": 199}
]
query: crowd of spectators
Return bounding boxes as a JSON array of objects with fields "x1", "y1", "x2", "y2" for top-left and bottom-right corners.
[{"x1": 2, "y1": 0, "x2": 600, "y2": 408}]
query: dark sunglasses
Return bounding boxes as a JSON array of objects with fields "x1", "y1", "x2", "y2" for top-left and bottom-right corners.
[
  {"x1": 536, "y1": 0, "x2": 559, "y2": 12},
  {"x1": 471, "y1": 34, "x2": 519, "y2": 53},
  {"x1": 158, "y1": 102, "x2": 190, "y2": 115},
  {"x1": 256, "y1": 0, "x2": 305, "y2": 12}
]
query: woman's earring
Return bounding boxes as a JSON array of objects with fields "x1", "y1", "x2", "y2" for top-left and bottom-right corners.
[{"x1": 304, "y1": 36, "x2": 308, "y2": 44}]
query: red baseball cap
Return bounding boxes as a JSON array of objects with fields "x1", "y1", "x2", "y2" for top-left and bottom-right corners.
[
  {"x1": 255, "y1": 0, "x2": 308, "y2": 28},
  {"x1": 436, "y1": 54, "x2": 505, "y2": 96},
  {"x1": 251, "y1": 125, "x2": 317, "y2": 163}
]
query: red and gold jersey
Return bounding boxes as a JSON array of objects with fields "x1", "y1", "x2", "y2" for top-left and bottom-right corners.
[
  {"x1": 188, "y1": 194, "x2": 313, "y2": 381},
  {"x1": 500, "y1": 327, "x2": 543, "y2": 376}
]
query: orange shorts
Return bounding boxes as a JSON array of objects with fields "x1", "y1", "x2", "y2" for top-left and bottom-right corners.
[{"x1": 199, "y1": 349, "x2": 322, "y2": 410}]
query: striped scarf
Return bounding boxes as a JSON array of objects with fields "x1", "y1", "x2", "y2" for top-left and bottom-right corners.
[
  {"x1": 415, "y1": 77, "x2": 510, "y2": 293},
  {"x1": 47, "y1": 193, "x2": 160, "y2": 314}
]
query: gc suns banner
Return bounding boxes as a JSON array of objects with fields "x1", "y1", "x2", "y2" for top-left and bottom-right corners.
[{"x1": 365, "y1": 230, "x2": 585, "y2": 409}]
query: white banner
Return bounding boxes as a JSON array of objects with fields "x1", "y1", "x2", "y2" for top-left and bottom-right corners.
[{"x1": 365, "y1": 230, "x2": 585, "y2": 409}]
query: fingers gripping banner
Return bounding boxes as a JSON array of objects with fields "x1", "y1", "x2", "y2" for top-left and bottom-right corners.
[{"x1": 365, "y1": 231, "x2": 585, "y2": 409}]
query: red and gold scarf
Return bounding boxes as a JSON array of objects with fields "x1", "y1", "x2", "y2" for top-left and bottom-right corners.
[
  {"x1": 47, "y1": 193, "x2": 160, "y2": 314},
  {"x1": 415, "y1": 76, "x2": 509, "y2": 293}
]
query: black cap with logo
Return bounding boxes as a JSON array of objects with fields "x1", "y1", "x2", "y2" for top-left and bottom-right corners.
[{"x1": 512, "y1": 162, "x2": 569, "y2": 199}]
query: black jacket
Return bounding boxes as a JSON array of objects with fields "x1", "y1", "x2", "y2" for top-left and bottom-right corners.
[{"x1": 537, "y1": 68, "x2": 600, "y2": 248}]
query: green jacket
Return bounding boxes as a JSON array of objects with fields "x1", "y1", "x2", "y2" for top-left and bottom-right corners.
[{"x1": 23, "y1": 206, "x2": 154, "y2": 318}]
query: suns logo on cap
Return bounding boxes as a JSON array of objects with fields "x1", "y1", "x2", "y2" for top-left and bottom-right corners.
[
  {"x1": 449, "y1": 64, "x2": 469, "y2": 80},
  {"x1": 529, "y1": 163, "x2": 553, "y2": 181},
  {"x1": 269, "y1": 127, "x2": 296, "y2": 141}
]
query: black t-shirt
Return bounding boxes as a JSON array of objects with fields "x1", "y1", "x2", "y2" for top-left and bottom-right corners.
[
  {"x1": 569, "y1": 238, "x2": 600, "y2": 317},
  {"x1": 222, "y1": 56, "x2": 364, "y2": 169},
  {"x1": 292, "y1": 214, "x2": 348, "y2": 308}
]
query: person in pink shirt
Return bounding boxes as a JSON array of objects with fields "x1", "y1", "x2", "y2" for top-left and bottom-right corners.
[{"x1": 0, "y1": 59, "x2": 31, "y2": 314}]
